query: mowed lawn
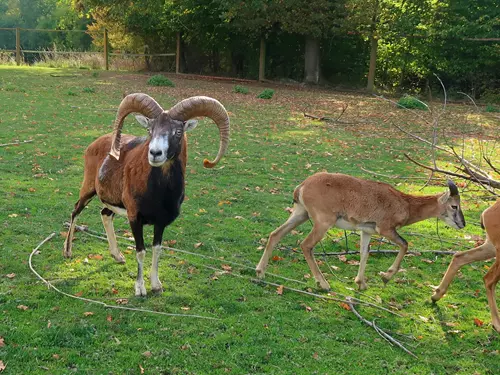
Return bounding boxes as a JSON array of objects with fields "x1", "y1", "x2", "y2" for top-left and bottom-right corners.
[{"x1": 0, "y1": 66, "x2": 499, "y2": 374}]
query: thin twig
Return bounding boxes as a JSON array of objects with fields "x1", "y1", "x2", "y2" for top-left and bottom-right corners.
[
  {"x1": 0, "y1": 139, "x2": 33, "y2": 147},
  {"x1": 29, "y1": 233, "x2": 219, "y2": 321},
  {"x1": 346, "y1": 297, "x2": 418, "y2": 358},
  {"x1": 319, "y1": 249, "x2": 457, "y2": 256}
]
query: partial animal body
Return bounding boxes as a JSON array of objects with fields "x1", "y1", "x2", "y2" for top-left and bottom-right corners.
[
  {"x1": 64, "y1": 94, "x2": 230, "y2": 296},
  {"x1": 432, "y1": 200, "x2": 500, "y2": 333},
  {"x1": 256, "y1": 172, "x2": 465, "y2": 290}
]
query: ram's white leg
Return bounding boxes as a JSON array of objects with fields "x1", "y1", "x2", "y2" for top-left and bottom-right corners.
[
  {"x1": 354, "y1": 231, "x2": 371, "y2": 290},
  {"x1": 135, "y1": 250, "x2": 147, "y2": 297},
  {"x1": 150, "y1": 245, "x2": 163, "y2": 293},
  {"x1": 100, "y1": 208, "x2": 126, "y2": 263}
]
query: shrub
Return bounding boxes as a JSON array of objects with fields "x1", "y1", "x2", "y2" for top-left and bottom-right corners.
[
  {"x1": 485, "y1": 104, "x2": 500, "y2": 113},
  {"x1": 82, "y1": 87, "x2": 96, "y2": 94},
  {"x1": 233, "y1": 85, "x2": 249, "y2": 94},
  {"x1": 257, "y1": 88, "x2": 274, "y2": 99},
  {"x1": 147, "y1": 75, "x2": 175, "y2": 87},
  {"x1": 67, "y1": 89, "x2": 78, "y2": 96},
  {"x1": 397, "y1": 95, "x2": 427, "y2": 110},
  {"x1": 92, "y1": 72, "x2": 99, "y2": 78}
]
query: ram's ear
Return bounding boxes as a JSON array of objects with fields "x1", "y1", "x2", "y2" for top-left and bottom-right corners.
[
  {"x1": 135, "y1": 114, "x2": 152, "y2": 129},
  {"x1": 438, "y1": 190, "x2": 450, "y2": 204},
  {"x1": 184, "y1": 119, "x2": 198, "y2": 132}
]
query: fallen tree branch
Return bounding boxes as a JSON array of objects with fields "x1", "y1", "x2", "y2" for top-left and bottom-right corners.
[
  {"x1": 0, "y1": 139, "x2": 33, "y2": 147},
  {"x1": 346, "y1": 297, "x2": 418, "y2": 358},
  {"x1": 404, "y1": 153, "x2": 500, "y2": 191},
  {"x1": 320, "y1": 249, "x2": 457, "y2": 256}
]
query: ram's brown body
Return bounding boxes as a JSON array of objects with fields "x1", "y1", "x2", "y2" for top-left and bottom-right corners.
[
  {"x1": 257, "y1": 172, "x2": 465, "y2": 291},
  {"x1": 433, "y1": 200, "x2": 500, "y2": 333},
  {"x1": 79, "y1": 133, "x2": 188, "y2": 218}
]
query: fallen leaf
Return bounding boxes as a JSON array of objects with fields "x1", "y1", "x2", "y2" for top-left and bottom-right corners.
[
  {"x1": 83, "y1": 312, "x2": 94, "y2": 317},
  {"x1": 421, "y1": 259, "x2": 434, "y2": 264},
  {"x1": 0, "y1": 337, "x2": 4, "y2": 347},
  {"x1": 272, "y1": 255, "x2": 284, "y2": 261},
  {"x1": 47, "y1": 320, "x2": 51, "y2": 329},
  {"x1": 181, "y1": 306, "x2": 191, "y2": 310},
  {"x1": 474, "y1": 318, "x2": 484, "y2": 327},
  {"x1": 142, "y1": 351, "x2": 152, "y2": 358},
  {"x1": 52, "y1": 354, "x2": 60, "y2": 359},
  {"x1": 445, "y1": 322, "x2": 459, "y2": 327},
  {"x1": 60, "y1": 231, "x2": 68, "y2": 238},
  {"x1": 234, "y1": 216, "x2": 244, "y2": 220},
  {"x1": 88, "y1": 254, "x2": 103, "y2": 260},
  {"x1": 312, "y1": 352, "x2": 319, "y2": 360},
  {"x1": 74, "y1": 291, "x2": 83, "y2": 297},
  {"x1": 17, "y1": 305, "x2": 28, "y2": 311},
  {"x1": 139, "y1": 364, "x2": 145, "y2": 374},
  {"x1": 339, "y1": 302, "x2": 351, "y2": 311},
  {"x1": 194, "y1": 242, "x2": 203, "y2": 249},
  {"x1": 8, "y1": 213, "x2": 18, "y2": 218},
  {"x1": 5, "y1": 273, "x2": 15, "y2": 279},
  {"x1": 107, "y1": 315, "x2": 113, "y2": 322},
  {"x1": 112, "y1": 288, "x2": 119, "y2": 294},
  {"x1": 116, "y1": 298, "x2": 128, "y2": 305},
  {"x1": 28, "y1": 187, "x2": 36, "y2": 192},
  {"x1": 221, "y1": 264, "x2": 232, "y2": 272},
  {"x1": 276, "y1": 285, "x2": 284, "y2": 295},
  {"x1": 0, "y1": 360, "x2": 5, "y2": 372},
  {"x1": 419, "y1": 315, "x2": 429, "y2": 323}
]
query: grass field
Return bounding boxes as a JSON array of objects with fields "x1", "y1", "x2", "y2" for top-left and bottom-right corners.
[{"x1": 1, "y1": 66, "x2": 499, "y2": 374}]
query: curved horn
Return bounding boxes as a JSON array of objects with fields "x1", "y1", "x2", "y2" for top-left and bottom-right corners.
[
  {"x1": 447, "y1": 179, "x2": 459, "y2": 196},
  {"x1": 109, "y1": 93, "x2": 164, "y2": 160},
  {"x1": 167, "y1": 96, "x2": 230, "y2": 168}
]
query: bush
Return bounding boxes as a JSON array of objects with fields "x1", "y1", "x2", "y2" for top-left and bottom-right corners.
[
  {"x1": 82, "y1": 87, "x2": 95, "y2": 94},
  {"x1": 485, "y1": 104, "x2": 500, "y2": 113},
  {"x1": 257, "y1": 88, "x2": 274, "y2": 99},
  {"x1": 397, "y1": 95, "x2": 427, "y2": 110},
  {"x1": 67, "y1": 89, "x2": 78, "y2": 96},
  {"x1": 147, "y1": 75, "x2": 175, "y2": 87},
  {"x1": 92, "y1": 72, "x2": 99, "y2": 78},
  {"x1": 233, "y1": 85, "x2": 249, "y2": 94}
]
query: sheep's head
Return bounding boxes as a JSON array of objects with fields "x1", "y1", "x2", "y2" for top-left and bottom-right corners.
[
  {"x1": 109, "y1": 93, "x2": 230, "y2": 168},
  {"x1": 135, "y1": 113, "x2": 198, "y2": 167},
  {"x1": 438, "y1": 180, "x2": 466, "y2": 230}
]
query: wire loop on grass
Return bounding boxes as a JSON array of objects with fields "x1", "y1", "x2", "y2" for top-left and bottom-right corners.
[{"x1": 28, "y1": 232, "x2": 220, "y2": 321}]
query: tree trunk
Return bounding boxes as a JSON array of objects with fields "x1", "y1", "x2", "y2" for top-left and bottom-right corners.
[
  {"x1": 304, "y1": 36, "x2": 320, "y2": 84},
  {"x1": 366, "y1": 0, "x2": 379, "y2": 92},
  {"x1": 259, "y1": 37, "x2": 266, "y2": 81}
]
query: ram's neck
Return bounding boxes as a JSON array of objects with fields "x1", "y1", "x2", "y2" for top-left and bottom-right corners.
[{"x1": 403, "y1": 193, "x2": 441, "y2": 226}]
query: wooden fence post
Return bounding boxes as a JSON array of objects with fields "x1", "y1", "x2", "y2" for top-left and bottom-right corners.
[
  {"x1": 103, "y1": 28, "x2": 109, "y2": 70},
  {"x1": 176, "y1": 32, "x2": 181, "y2": 74},
  {"x1": 15, "y1": 27, "x2": 21, "y2": 66},
  {"x1": 259, "y1": 37, "x2": 266, "y2": 81}
]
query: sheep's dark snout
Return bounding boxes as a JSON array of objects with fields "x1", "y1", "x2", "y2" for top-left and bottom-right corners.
[{"x1": 149, "y1": 148, "x2": 163, "y2": 157}]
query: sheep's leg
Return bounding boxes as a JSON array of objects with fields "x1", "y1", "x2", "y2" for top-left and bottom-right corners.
[
  {"x1": 354, "y1": 231, "x2": 372, "y2": 291},
  {"x1": 300, "y1": 220, "x2": 333, "y2": 291},
  {"x1": 484, "y1": 257, "x2": 500, "y2": 333},
  {"x1": 151, "y1": 224, "x2": 165, "y2": 293},
  {"x1": 130, "y1": 219, "x2": 147, "y2": 297},
  {"x1": 100, "y1": 208, "x2": 126, "y2": 264},
  {"x1": 379, "y1": 229, "x2": 408, "y2": 284},
  {"x1": 63, "y1": 191, "x2": 95, "y2": 258},
  {"x1": 256, "y1": 204, "x2": 309, "y2": 278},
  {"x1": 432, "y1": 240, "x2": 495, "y2": 302}
]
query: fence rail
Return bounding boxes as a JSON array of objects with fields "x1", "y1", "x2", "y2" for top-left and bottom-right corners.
[{"x1": 0, "y1": 27, "x2": 178, "y2": 71}]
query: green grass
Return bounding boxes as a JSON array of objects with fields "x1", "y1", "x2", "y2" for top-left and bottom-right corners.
[
  {"x1": 233, "y1": 85, "x2": 249, "y2": 94},
  {"x1": 257, "y1": 88, "x2": 274, "y2": 99},
  {"x1": 485, "y1": 104, "x2": 500, "y2": 113},
  {"x1": 397, "y1": 95, "x2": 428, "y2": 110},
  {"x1": 1, "y1": 66, "x2": 499, "y2": 374},
  {"x1": 147, "y1": 74, "x2": 175, "y2": 87}
]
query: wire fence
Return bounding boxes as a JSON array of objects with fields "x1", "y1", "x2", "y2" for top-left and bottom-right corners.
[{"x1": 0, "y1": 27, "x2": 177, "y2": 71}]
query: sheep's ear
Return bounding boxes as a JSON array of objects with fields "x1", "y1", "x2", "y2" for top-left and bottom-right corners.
[
  {"x1": 438, "y1": 190, "x2": 450, "y2": 204},
  {"x1": 184, "y1": 119, "x2": 198, "y2": 132},
  {"x1": 135, "y1": 114, "x2": 152, "y2": 129}
]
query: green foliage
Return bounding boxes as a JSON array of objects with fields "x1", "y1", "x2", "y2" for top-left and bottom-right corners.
[
  {"x1": 147, "y1": 74, "x2": 175, "y2": 87},
  {"x1": 256, "y1": 88, "x2": 274, "y2": 99},
  {"x1": 67, "y1": 89, "x2": 78, "y2": 96},
  {"x1": 92, "y1": 71, "x2": 99, "y2": 78},
  {"x1": 233, "y1": 85, "x2": 249, "y2": 94},
  {"x1": 485, "y1": 104, "x2": 500, "y2": 113},
  {"x1": 82, "y1": 87, "x2": 95, "y2": 93},
  {"x1": 397, "y1": 95, "x2": 427, "y2": 110}
]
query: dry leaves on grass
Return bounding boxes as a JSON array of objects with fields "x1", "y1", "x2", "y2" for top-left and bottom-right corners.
[
  {"x1": 221, "y1": 264, "x2": 232, "y2": 272},
  {"x1": 0, "y1": 360, "x2": 6, "y2": 372},
  {"x1": 276, "y1": 285, "x2": 284, "y2": 295},
  {"x1": 5, "y1": 273, "x2": 15, "y2": 279},
  {"x1": 194, "y1": 242, "x2": 203, "y2": 249},
  {"x1": 116, "y1": 298, "x2": 129, "y2": 305},
  {"x1": 17, "y1": 305, "x2": 28, "y2": 311},
  {"x1": 139, "y1": 364, "x2": 145, "y2": 374},
  {"x1": 0, "y1": 337, "x2": 5, "y2": 347},
  {"x1": 339, "y1": 302, "x2": 351, "y2": 311},
  {"x1": 142, "y1": 351, "x2": 152, "y2": 358},
  {"x1": 83, "y1": 312, "x2": 94, "y2": 317},
  {"x1": 474, "y1": 318, "x2": 484, "y2": 327}
]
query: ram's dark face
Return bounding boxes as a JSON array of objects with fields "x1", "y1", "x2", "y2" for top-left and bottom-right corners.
[{"x1": 135, "y1": 113, "x2": 198, "y2": 167}]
